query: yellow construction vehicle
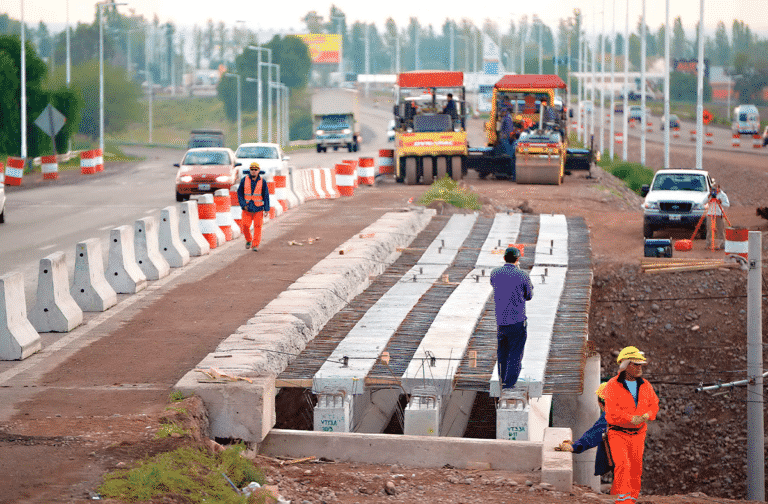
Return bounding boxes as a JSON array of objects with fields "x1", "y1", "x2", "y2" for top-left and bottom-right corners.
[{"x1": 393, "y1": 71, "x2": 468, "y2": 185}]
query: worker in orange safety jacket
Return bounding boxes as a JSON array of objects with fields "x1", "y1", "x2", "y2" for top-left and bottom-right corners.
[
  {"x1": 603, "y1": 346, "x2": 659, "y2": 504},
  {"x1": 237, "y1": 162, "x2": 270, "y2": 251}
]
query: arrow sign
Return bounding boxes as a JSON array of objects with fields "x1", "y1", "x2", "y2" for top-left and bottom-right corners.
[
  {"x1": 702, "y1": 109, "x2": 713, "y2": 125},
  {"x1": 34, "y1": 104, "x2": 66, "y2": 138}
]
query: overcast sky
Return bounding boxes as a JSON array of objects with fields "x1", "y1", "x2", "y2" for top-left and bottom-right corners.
[{"x1": 6, "y1": 0, "x2": 768, "y2": 37}]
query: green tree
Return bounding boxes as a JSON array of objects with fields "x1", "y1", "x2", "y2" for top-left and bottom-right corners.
[
  {"x1": 669, "y1": 71, "x2": 711, "y2": 102},
  {"x1": 672, "y1": 17, "x2": 688, "y2": 59},
  {"x1": 713, "y1": 21, "x2": 729, "y2": 67}
]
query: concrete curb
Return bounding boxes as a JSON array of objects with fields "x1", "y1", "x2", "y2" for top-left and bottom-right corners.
[
  {"x1": 261, "y1": 429, "x2": 543, "y2": 471},
  {"x1": 175, "y1": 208, "x2": 435, "y2": 442}
]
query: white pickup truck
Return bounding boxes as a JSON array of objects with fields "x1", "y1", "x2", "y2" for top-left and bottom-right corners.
[{"x1": 640, "y1": 169, "x2": 715, "y2": 238}]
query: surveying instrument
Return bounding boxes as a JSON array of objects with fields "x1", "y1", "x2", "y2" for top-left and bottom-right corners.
[{"x1": 690, "y1": 188, "x2": 731, "y2": 251}]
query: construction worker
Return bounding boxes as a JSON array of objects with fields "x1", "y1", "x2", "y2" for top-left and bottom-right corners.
[
  {"x1": 556, "y1": 382, "x2": 612, "y2": 477},
  {"x1": 706, "y1": 183, "x2": 730, "y2": 249},
  {"x1": 237, "y1": 162, "x2": 270, "y2": 252},
  {"x1": 490, "y1": 246, "x2": 533, "y2": 397},
  {"x1": 603, "y1": 346, "x2": 659, "y2": 504}
]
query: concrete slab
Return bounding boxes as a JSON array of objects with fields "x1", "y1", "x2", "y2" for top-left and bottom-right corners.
[
  {"x1": 541, "y1": 427, "x2": 573, "y2": 492},
  {"x1": 260, "y1": 429, "x2": 542, "y2": 471}
]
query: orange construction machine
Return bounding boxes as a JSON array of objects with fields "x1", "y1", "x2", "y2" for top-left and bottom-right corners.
[{"x1": 393, "y1": 71, "x2": 468, "y2": 185}]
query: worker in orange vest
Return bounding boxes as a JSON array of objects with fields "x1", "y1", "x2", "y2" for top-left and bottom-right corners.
[
  {"x1": 237, "y1": 162, "x2": 270, "y2": 251},
  {"x1": 603, "y1": 346, "x2": 659, "y2": 504}
]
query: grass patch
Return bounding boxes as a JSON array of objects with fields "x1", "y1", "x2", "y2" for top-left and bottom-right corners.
[
  {"x1": 155, "y1": 421, "x2": 190, "y2": 439},
  {"x1": 98, "y1": 445, "x2": 265, "y2": 503},
  {"x1": 419, "y1": 176, "x2": 482, "y2": 210},
  {"x1": 169, "y1": 390, "x2": 186, "y2": 403},
  {"x1": 598, "y1": 159, "x2": 654, "y2": 194}
]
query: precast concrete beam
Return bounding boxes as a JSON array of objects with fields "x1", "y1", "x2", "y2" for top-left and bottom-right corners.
[
  {"x1": 106, "y1": 225, "x2": 147, "y2": 294},
  {"x1": 0, "y1": 272, "x2": 41, "y2": 360},
  {"x1": 70, "y1": 238, "x2": 117, "y2": 312},
  {"x1": 135, "y1": 216, "x2": 171, "y2": 281},
  {"x1": 29, "y1": 251, "x2": 83, "y2": 333},
  {"x1": 158, "y1": 206, "x2": 191, "y2": 268},
  {"x1": 261, "y1": 429, "x2": 542, "y2": 471},
  {"x1": 355, "y1": 388, "x2": 401, "y2": 433},
  {"x1": 440, "y1": 390, "x2": 477, "y2": 438},
  {"x1": 178, "y1": 200, "x2": 210, "y2": 257}
]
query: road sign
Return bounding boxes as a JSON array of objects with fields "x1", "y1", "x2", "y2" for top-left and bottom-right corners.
[
  {"x1": 34, "y1": 104, "x2": 66, "y2": 137},
  {"x1": 703, "y1": 109, "x2": 713, "y2": 125}
]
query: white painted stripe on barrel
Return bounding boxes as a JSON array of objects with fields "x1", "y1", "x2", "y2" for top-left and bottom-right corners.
[{"x1": 336, "y1": 174, "x2": 355, "y2": 187}]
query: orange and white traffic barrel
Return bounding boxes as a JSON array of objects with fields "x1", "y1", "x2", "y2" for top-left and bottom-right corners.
[
  {"x1": 267, "y1": 180, "x2": 277, "y2": 219},
  {"x1": 81, "y1": 149, "x2": 97, "y2": 175},
  {"x1": 673, "y1": 127, "x2": 680, "y2": 139},
  {"x1": 689, "y1": 130, "x2": 697, "y2": 142},
  {"x1": 4, "y1": 157, "x2": 24, "y2": 186},
  {"x1": 213, "y1": 189, "x2": 233, "y2": 241},
  {"x1": 629, "y1": 119, "x2": 636, "y2": 129},
  {"x1": 0, "y1": 161, "x2": 4, "y2": 183},
  {"x1": 197, "y1": 194, "x2": 218, "y2": 249},
  {"x1": 753, "y1": 134, "x2": 762, "y2": 149},
  {"x1": 615, "y1": 132, "x2": 623, "y2": 144},
  {"x1": 358, "y1": 157, "x2": 375, "y2": 185},
  {"x1": 343, "y1": 159, "x2": 358, "y2": 188},
  {"x1": 378, "y1": 149, "x2": 394, "y2": 175},
  {"x1": 646, "y1": 120, "x2": 653, "y2": 132},
  {"x1": 41, "y1": 155, "x2": 59, "y2": 180},
  {"x1": 732, "y1": 134, "x2": 740, "y2": 148},
  {"x1": 274, "y1": 173, "x2": 288, "y2": 211},
  {"x1": 335, "y1": 163, "x2": 355, "y2": 197},
  {"x1": 229, "y1": 184, "x2": 242, "y2": 229},
  {"x1": 705, "y1": 131, "x2": 714, "y2": 145},
  {"x1": 95, "y1": 148, "x2": 104, "y2": 172},
  {"x1": 725, "y1": 227, "x2": 748, "y2": 260}
]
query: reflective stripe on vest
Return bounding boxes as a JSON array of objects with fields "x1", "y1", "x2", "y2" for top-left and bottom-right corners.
[{"x1": 244, "y1": 177, "x2": 264, "y2": 206}]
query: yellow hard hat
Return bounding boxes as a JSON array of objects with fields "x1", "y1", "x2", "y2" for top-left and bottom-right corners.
[
  {"x1": 249, "y1": 162, "x2": 260, "y2": 170},
  {"x1": 595, "y1": 382, "x2": 608, "y2": 400},
  {"x1": 616, "y1": 346, "x2": 647, "y2": 364}
]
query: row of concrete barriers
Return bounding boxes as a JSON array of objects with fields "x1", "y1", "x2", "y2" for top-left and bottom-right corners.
[{"x1": 0, "y1": 156, "x2": 392, "y2": 361}]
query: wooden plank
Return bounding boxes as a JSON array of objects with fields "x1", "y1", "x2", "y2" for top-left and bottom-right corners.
[{"x1": 274, "y1": 378, "x2": 313, "y2": 388}]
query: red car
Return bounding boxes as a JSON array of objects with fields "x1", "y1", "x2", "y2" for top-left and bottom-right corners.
[{"x1": 174, "y1": 147, "x2": 241, "y2": 202}]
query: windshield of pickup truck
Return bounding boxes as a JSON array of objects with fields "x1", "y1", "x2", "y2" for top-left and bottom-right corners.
[
  {"x1": 651, "y1": 173, "x2": 707, "y2": 192},
  {"x1": 319, "y1": 115, "x2": 349, "y2": 129},
  {"x1": 236, "y1": 146, "x2": 278, "y2": 159}
]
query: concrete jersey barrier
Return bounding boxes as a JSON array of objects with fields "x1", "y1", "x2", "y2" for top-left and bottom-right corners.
[
  {"x1": 70, "y1": 238, "x2": 118, "y2": 312},
  {"x1": 134, "y1": 217, "x2": 171, "y2": 281},
  {"x1": 29, "y1": 251, "x2": 84, "y2": 333},
  {"x1": 0, "y1": 272, "x2": 42, "y2": 360},
  {"x1": 178, "y1": 200, "x2": 211, "y2": 257},
  {"x1": 158, "y1": 206, "x2": 191, "y2": 268},
  {"x1": 106, "y1": 225, "x2": 148, "y2": 294}
]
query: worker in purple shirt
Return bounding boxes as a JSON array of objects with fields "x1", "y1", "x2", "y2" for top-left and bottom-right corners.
[{"x1": 490, "y1": 246, "x2": 534, "y2": 393}]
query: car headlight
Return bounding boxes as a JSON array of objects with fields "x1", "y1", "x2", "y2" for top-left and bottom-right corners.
[
  {"x1": 316, "y1": 130, "x2": 324, "y2": 135},
  {"x1": 692, "y1": 202, "x2": 705, "y2": 210},
  {"x1": 343, "y1": 128, "x2": 351, "y2": 134},
  {"x1": 179, "y1": 175, "x2": 193, "y2": 183},
  {"x1": 644, "y1": 202, "x2": 659, "y2": 210},
  {"x1": 216, "y1": 175, "x2": 231, "y2": 183}
]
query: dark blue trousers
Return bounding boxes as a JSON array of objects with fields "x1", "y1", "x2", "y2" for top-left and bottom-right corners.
[{"x1": 497, "y1": 321, "x2": 527, "y2": 390}]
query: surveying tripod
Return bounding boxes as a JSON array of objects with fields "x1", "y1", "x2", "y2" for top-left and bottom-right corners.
[{"x1": 690, "y1": 194, "x2": 731, "y2": 251}]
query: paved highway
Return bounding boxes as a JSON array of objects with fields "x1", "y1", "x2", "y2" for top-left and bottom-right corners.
[{"x1": 0, "y1": 95, "x2": 394, "y2": 309}]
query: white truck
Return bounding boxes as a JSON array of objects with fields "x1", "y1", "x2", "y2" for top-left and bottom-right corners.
[
  {"x1": 312, "y1": 88, "x2": 361, "y2": 153},
  {"x1": 732, "y1": 104, "x2": 760, "y2": 136},
  {"x1": 640, "y1": 168, "x2": 715, "y2": 239}
]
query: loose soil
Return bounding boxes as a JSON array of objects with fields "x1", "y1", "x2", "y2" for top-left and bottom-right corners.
[{"x1": 1, "y1": 137, "x2": 767, "y2": 504}]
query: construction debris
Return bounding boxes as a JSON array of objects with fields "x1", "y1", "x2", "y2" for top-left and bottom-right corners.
[
  {"x1": 640, "y1": 258, "x2": 742, "y2": 274},
  {"x1": 194, "y1": 367, "x2": 253, "y2": 383}
]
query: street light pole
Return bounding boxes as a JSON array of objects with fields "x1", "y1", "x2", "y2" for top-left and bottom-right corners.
[
  {"x1": 623, "y1": 0, "x2": 629, "y2": 161},
  {"x1": 145, "y1": 23, "x2": 153, "y2": 144},
  {"x1": 66, "y1": 0, "x2": 71, "y2": 87},
  {"x1": 20, "y1": 0, "x2": 26, "y2": 160},
  {"x1": 224, "y1": 73, "x2": 241, "y2": 146},
  {"x1": 99, "y1": 1, "x2": 128, "y2": 155},
  {"x1": 247, "y1": 45, "x2": 271, "y2": 143}
]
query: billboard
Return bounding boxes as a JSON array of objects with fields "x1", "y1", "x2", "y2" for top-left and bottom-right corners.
[{"x1": 297, "y1": 34, "x2": 341, "y2": 64}]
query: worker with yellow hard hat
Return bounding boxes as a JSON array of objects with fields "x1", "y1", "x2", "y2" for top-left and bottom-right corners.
[
  {"x1": 602, "y1": 346, "x2": 660, "y2": 504},
  {"x1": 556, "y1": 382, "x2": 612, "y2": 476}
]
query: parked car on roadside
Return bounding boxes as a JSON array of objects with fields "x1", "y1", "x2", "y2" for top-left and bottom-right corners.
[
  {"x1": 640, "y1": 168, "x2": 714, "y2": 239},
  {"x1": 234, "y1": 143, "x2": 290, "y2": 178},
  {"x1": 660, "y1": 114, "x2": 681, "y2": 130},
  {"x1": 174, "y1": 147, "x2": 241, "y2": 202}
]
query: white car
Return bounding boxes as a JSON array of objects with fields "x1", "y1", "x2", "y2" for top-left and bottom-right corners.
[
  {"x1": 0, "y1": 179, "x2": 5, "y2": 223},
  {"x1": 234, "y1": 142, "x2": 290, "y2": 178},
  {"x1": 387, "y1": 119, "x2": 395, "y2": 142},
  {"x1": 640, "y1": 169, "x2": 714, "y2": 238}
]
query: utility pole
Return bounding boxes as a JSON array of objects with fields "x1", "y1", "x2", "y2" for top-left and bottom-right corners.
[
  {"x1": 146, "y1": 22, "x2": 153, "y2": 144},
  {"x1": 365, "y1": 23, "x2": 370, "y2": 98},
  {"x1": 663, "y1": 0, "x2": 670, "y2": 168},
  {"x1": 623, "y1": 0, "x2": 629, "y2": 161},
  {"x1": 747, "y1": 231, "x2": 765, "y2": 502},
  {"x1": 695, "y1": 0, "x2": 704, "y2": 170},
  {"x1": 21, "y1": 0, "x2": 26, "y2": 160}
]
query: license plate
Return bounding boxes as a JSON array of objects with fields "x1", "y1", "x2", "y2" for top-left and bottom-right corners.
[
  {"x1": 198, "y1": 183, "x2": 211, "y2": 191},
  {"x1": 669, "y1": 215, "x2": 681, "y2": 221}
]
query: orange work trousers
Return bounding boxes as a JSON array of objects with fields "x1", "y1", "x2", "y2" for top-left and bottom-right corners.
[
  {"x1": 240, "y1": 211, "x2": 264, "y2": 247},
  {"x1": 608, "y1": 429, "x2": 646, "y2": 503}
]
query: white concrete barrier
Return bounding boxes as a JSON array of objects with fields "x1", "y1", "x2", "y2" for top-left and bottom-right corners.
[
  {"x1": 0, "y1": 272, "x2": 42, "y2": 360},
  {"x1": 158, "y1": 206, "x2": 191, "y2": 268},
  {"x1": 135, "y1": 217, "x2": 171, "y2": 281},
  {"x1": 71, "y1": 238, "x2": 118, "y2": 312},
  {"x1": 178, "y1": 200, "x2": 210, "y2": 257},
  {"x1": 106, "y1": 225, "x2": 148, "y2": 294},
  {"x1": 29, "y1": 251, "x2": 83, "y2": 333},
  {"x1": 287, "y1": 167, "x2": 305, "y2": 205}
]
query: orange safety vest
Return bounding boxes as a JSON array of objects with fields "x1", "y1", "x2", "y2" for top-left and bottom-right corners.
[
  {"x1": 244, "y1": 176, "x2": 264, "y2": 206},
  {"x1": 603, "y1": 374, "x2": 659, "y2": 435}
]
